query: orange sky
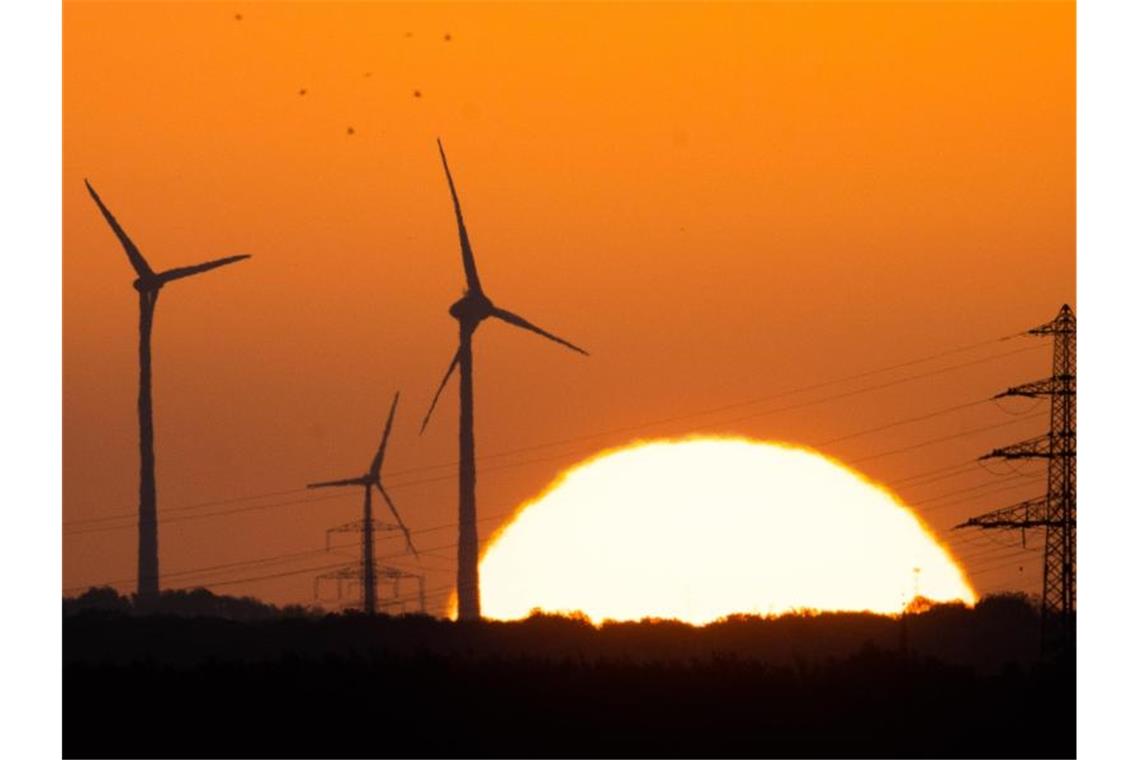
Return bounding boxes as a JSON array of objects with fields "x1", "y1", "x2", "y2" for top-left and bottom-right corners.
[{"x1": 63, "y1": 1, "x2": 1074, "y2": 613}]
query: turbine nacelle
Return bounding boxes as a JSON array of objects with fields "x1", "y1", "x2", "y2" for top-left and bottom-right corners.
[
  {"x1": 305, "y1": 475, "x2": 369, "y2": 489},
  {"x1": 449, "y1": 291, "x2": 495, "y2": 324},
  {"x1": 420, "y1": 140, "x2": 589, "y2": 434}
]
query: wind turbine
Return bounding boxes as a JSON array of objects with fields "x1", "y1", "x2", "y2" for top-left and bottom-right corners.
[
  {"x1": 420, "y1": 139, "x2": 588, "y2": 621},
  {"x1": 85, "y1": 180, "x2": 251, "y2": 604},
  {"x1": 308, "y1": 392, "x2": 418, "y2": 615}
]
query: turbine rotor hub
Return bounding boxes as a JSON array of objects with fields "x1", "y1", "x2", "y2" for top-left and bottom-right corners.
[
  {"x1": 132, "y1": 277, "x2": 160, "y2": 293},
  {"x1": 449, "y1": 292, "x2": 493, "y2": 323}
]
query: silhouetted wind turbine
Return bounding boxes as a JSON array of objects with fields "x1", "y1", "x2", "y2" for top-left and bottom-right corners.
[
  {"x1": 420, "y1": 139, "x2": 588, "y2": 621},
  {"x1": 85, "y1": 180, "x2": 251, "y2": 604},
  {"x1": 308, "y1": 393, "x2": 418, "y2": 615}
]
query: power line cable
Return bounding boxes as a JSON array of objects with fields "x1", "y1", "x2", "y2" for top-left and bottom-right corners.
[
  {"x1": 67, "y1": 401, "x2": 1027, "y2": 537},
  {"x1": 64, "y1": 340, "x2": 1043, "y2": 531},
  {"x1": 847, "y1": 413, "x2": 1046, "y2": 465}
]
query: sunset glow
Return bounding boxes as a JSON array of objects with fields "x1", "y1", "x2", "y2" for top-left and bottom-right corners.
[
  {"x1": 475, "y1": 438, "x2": 976, "y2": 624},
  {"x1": 63, "y1": 0, "x2": 1071, "y2": 607}
]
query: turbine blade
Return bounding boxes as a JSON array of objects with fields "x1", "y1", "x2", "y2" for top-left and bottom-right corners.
[
  {"x1": 370, "y1": 392, "x2": 400, "y2": 478},
  {"x1": 158, "y1": 254, "x2": 251, "y2": 284},
  {"x1": 436, "y1": 138, "x2": 482, "y2": 294},
  {"x1": 84, "y1": 180, "x2": 155, "y2": 279},
  {"x1": 307, "y1": 476, "x2": 366, "y2": 489},
  {"x1": 377, "y1": 483, "x2": 418, "y2": 558},
  {"x1": 491, "y1": 307, "x2": 589, "y2": 356},
  {"x1": 420, "y1": 348, "x2": 460, "y2": 433}
]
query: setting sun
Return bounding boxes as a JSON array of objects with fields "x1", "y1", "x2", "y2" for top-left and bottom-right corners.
[
  {"x1": 54, "y1": 0, "x2": 1078, "y2": 753},
  {"x1": 475, "y1": 438, "x2": 976, "y2": 624}
]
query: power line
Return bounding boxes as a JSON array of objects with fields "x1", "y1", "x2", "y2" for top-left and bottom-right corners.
[
  {"x1": 65, "y1": 465, "x2": 1041, "y2": 597},
  {"x1": 811, "y1": 399, "x2": 991, "y2": 447},
  {"x1": 62, "y1": 418, "x2": 1047, "y2": 601},
  {"x1": 703, "y1": 345, "x2": 1044, "y2": 434},
  {"x1": 63, "y1": 489, "x2": 358, "y2": 536},
  {"x1": 892, "y1": 460, "x2": 979, "y2": 487},
  {"x1": 65, "y1": 405, "x2": 1037, "y2": 538},
  {"x1": 64, "y1": 334, "x2": 1039, "y2": 529},
  {"x1": 62, "y1": 487, "x2": 313, "y2": 528},
  {"x1": 157, "y1": 539, "x2": 465, "y2": 593},
  {"x1": 64, "y1": 354, "x2": 1053, "y2": 597},
  {"x1": 928, "y1": 479, "x2": 1042, "y2": 516},
  {"x1": 970, "y1": 554, "x2": 1037, "y2": 577},
  {"x1": 399, "y1": 338, "x2": 1041, "y2": 475},
  {"x1": 945, "y1": 528, "x2": 1027, "y2": 550},
  {"x1": 955, "y1": 542, "x2": 1035, "y2": 565},
  {"x1": 911, "y1": 474, "x2": 1036, "y2": 509},
  {"x1": 62, "y1": 543, "x2": 361, "y2": 594},
  {"x1": 847, "y1": 413, "x2": 1046, "y2": 464},
  {"x1": 64, "y1": 509, "x2": 515, "y2": 593}
]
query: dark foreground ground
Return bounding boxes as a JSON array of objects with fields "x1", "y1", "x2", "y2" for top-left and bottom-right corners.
[{"x1": 64, "y1": 592, "x2": 1075, "y2": 758}]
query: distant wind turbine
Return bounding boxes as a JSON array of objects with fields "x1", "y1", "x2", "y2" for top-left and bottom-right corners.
[
  {"x1": 420, "y1": 139, "x2": 588, "y2": 622},
  {"x1": 85, "y1": 180, "x2": 251, "y2": 604},
  {"x1": 308, "y1": 392, "x2": 418, "y2": 615}
]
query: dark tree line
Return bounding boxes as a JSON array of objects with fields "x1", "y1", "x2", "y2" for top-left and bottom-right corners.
[{"x1": 64, "y1": 590, "x2": 1073, "y2": 758}]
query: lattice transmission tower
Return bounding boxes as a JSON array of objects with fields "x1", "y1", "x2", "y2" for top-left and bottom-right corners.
[
  {"x1": 315, "y1": 519, "x2": 426, "y2": 614},
  {"x1": 955, "y1": 304, "x2": 1075, "y2": 650}
]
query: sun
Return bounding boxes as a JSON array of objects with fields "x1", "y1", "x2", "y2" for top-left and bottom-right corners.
[{"x1": 472, "y1": 437, "x2": 976, "y2": 624}]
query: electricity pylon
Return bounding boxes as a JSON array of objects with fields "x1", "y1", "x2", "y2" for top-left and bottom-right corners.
[
  {"x1": 375, "y1": 566, "x2": 427, "y2": 615},
  {"x1": 955, "y1": 304, "x2": 1075, "y2": 652},
  {"x1": 308, "y1": 393, "x2": 417, "y2": 615},
  {"x1": 315, "y1": 522, "x2": 425, "y2": 615}
]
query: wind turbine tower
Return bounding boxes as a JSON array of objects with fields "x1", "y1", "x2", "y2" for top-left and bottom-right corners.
[
  {"x1": 309, "y1": 393, "x2": 418, "y2": 615},
  {"x1": 85, "y1": 181, "x2": 251, "y2": 603},
  {"x1": 421, "y1": 139, "x2": 589, "y2": 621}
]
